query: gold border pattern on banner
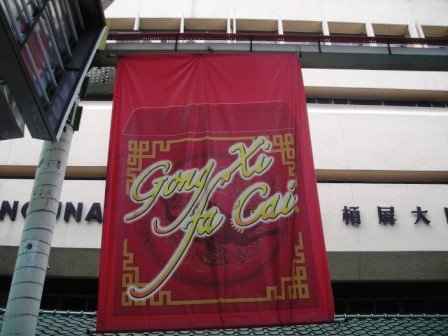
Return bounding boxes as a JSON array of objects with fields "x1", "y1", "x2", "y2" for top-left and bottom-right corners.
[
  {"x1": 120, "y1": 232, "x2": 309, "y2": 306},
  {"x1": 121, "y1": 239, "x2": 145, "y2": 306},
  {"x1": 271, "y1": 134, "x2": 296, "y2": 178},
  {"x1": 122, "y1": 134, "x2": 303, "y2": 306},
  {"x1": 125, "y1": 134, "x2": 296, "y2": 194},
  {"x1": 126, "y1": 140, "x2": 169, "y2": 194}
]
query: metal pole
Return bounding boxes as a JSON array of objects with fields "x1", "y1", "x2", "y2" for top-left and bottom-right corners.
[{"x1": 0, "y1": 124, "x2": 74, "y2": 336}]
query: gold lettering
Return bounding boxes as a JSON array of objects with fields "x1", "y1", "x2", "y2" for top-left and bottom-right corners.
[
  {"x1": 125, "y1": 161, "x2": 171, "y2": 223},
  {"x1": 153, "y1": 160, "x2": 216, "y2": 235},
  {"x1": 233, "y1": 181, "x2": 297, "y2": 229},
  {"x1": 227, "y1": 137, "x2": 273, "y2": 180}
]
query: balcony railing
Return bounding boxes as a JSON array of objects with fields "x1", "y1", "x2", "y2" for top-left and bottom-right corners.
[{"x1": 107, "y1": 31, "x2": 448, "y2": 47}]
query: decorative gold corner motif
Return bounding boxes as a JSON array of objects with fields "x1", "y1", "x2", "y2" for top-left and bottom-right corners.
[
  {"x1": 121, "y1": 239, "x2": 145, "y2": 306},
  {"x1": 263, "y1": 232, "x2": 308, "y2": 301},
  {"x1": 289, "y1": 232, "x2": 309, "y2": 299},
  {"x1": 271, "y1": 134, "x2": 296, "y2": 178},
  {"x1": 126, "y1": 140, "x2": 169, "y2": 194}
]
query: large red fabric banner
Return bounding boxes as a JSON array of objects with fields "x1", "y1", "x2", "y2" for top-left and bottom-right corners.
[{"x1": 97, "y1": 54, "x2": 334, "y2": 332}]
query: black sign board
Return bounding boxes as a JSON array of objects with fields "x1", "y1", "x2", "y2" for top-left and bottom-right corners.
[{"x1": 0, "y1": 0, "x2": 105, "y2": 140}]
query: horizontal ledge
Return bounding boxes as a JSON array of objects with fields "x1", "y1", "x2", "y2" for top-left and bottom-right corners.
[
  {"x1": 106, "y1": 32, "x2": 448, "y2": 47},
  {"x1": 0, "y1": 166, "x2": 447, "y2": 183},
  {"x1": 94, "y1": 42, "x2": 448, "y2": 71},
  {"x1": 85, "y1": 84, "x2": 448, "y2": 102},
  {"x1": 0, "y1": 166, "x2": 106, "y2": 180},
  {"x1": 305, "y1": 88, "x2": 448, "y2": 101},
  {"x1": 317, "y1": 169, "x2": 448, "y2": 183}
]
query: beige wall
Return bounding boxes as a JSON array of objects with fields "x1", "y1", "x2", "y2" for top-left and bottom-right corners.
[
  {"x1": 106, "y1": 0, "x2": 448, "y2": 33},
  {"x1": 2, "y1": 100, "x2": 448, "y2": 172}
]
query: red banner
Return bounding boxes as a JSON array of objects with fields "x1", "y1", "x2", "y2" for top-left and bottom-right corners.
[{"x1": 97, "y1": 54, "x2": 333, "y2": 332}]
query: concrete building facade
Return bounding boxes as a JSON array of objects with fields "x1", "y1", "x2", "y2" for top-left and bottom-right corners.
[{"x1": 1, "y1": 0, "x2": 448, "y2": 314}]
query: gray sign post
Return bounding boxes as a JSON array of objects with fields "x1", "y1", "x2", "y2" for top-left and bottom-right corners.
[{"x1": 0, "y1": 124, "x2": 74, "y2": 335}]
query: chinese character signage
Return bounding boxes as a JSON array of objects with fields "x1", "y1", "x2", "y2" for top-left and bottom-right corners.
[
  {"x1": 97, "y1": 54, "x2": 334, "y2": 332},
  {"x1": 341, "y1": 205, "x2": 440, "y2": 226}
]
